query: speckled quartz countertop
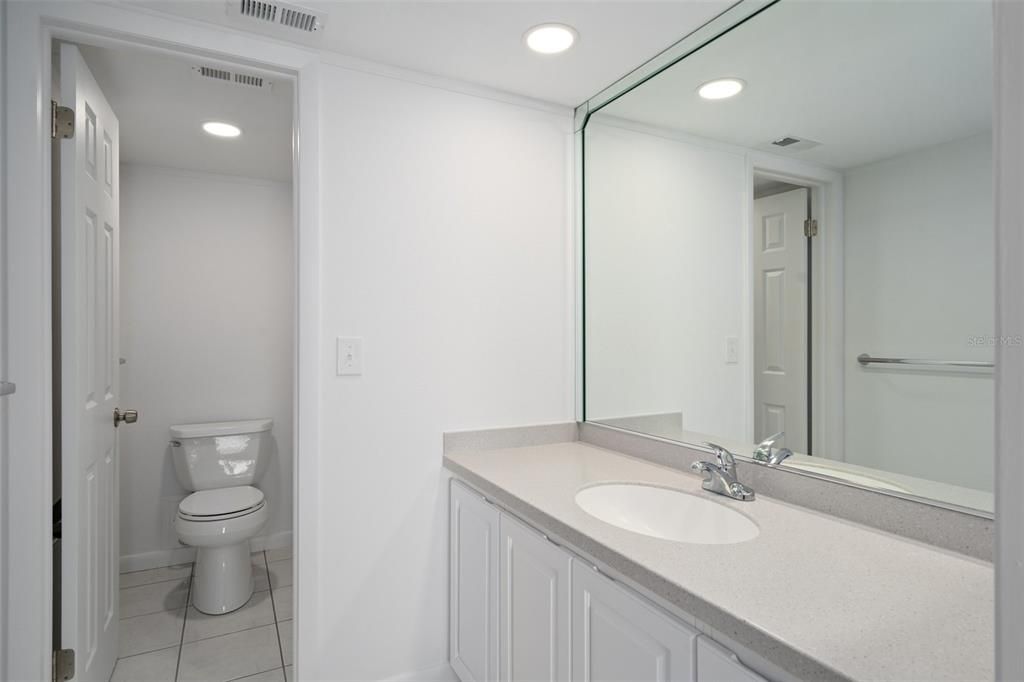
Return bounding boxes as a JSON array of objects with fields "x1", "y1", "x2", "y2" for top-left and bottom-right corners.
[{"x1": 443, "y1": 441, "x2": 993, "y2": 682}]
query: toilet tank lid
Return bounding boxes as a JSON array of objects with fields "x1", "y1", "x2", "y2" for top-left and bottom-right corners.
[{"x1": 170, "y1": 418, "x2": 273, "y2": 439}]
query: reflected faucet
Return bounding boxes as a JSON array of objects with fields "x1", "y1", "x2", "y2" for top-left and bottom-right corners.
[
  {"x1": 753, "y1": 432, "x2": 793, "y2": 465},
  {"x1": 691, "y1": 442, "x2": 755, "y2": 501}
]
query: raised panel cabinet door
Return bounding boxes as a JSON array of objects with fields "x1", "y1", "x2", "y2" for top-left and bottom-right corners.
[
  {"x1": 695, "y1": 637, "x2": 767, "y2": 682},
  {"x1": 572, "y1": 561, "x2": 697, "y2": 682},
  {"x1": 499, "y1": 514, "x2": 571, "y2": 682},
  {"x1": 451, "y1": 480, "x2": 500, "y2": 682}
]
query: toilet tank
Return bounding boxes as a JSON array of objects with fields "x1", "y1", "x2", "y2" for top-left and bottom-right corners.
[{"x1": 170, "y1": 418, "x2": 274, "y2": 491}]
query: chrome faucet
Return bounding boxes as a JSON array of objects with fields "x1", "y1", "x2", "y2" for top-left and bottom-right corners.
[
  {"x1": 691, "y1": 442, "x2": 755, "y2": 501},
  {"x1": 752, "y1": 432, "x2": 793, "y2": 465}
]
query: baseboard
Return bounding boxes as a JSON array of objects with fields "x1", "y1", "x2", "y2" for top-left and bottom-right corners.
[
  {"x1": 250, "y1": 530, "x2": 293, "y2": 554},
  {"x1": 381, "y1": 663, "x2": 459, "y2": 682},
  {"x1": 120, "y1": 530, "x2": 293, "y2": 573}
]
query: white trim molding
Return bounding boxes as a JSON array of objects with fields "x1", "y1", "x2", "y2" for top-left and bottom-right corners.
[
  {"x1": 995, "y1": 0, "x2": 1024, "y2": 679},
  {"x1": 2, "y1": 4, "x2": 322, "y2": 680}
]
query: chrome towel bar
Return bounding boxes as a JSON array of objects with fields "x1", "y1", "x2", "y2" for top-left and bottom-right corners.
[{"x1": 857, "y1": 353, "x2": 993, "y2": 369}]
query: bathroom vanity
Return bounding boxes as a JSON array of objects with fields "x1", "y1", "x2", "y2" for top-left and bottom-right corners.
[
  {"x1": 445, "y1": 0, "x2": 996, "y2": 679},
  {"x1": 443, "y1": 436, "x2": 992, "y2": 682}
]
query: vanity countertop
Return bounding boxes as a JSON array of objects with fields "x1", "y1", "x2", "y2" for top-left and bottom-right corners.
[{"x1": 443, "y1": 440, "x2": 993, "y2": 682}]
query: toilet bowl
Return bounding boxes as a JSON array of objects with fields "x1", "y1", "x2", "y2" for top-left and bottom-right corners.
[
  {"x1": 170, "y1": 418, "x2": 274, "y2": 615},
  {"x1": 175, "y1": 486, "x2": 269, "y2": 614}
]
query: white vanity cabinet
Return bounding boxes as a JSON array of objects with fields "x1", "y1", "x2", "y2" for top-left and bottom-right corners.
[
  {"x1": 572, "y1": 561, "x2": 698, "y2": 681},
  {"x1": 695, "y1": 637, "x2": 767, "y2": 682},
  {"x1": 499, "y1": 514, "x2": 572, "y2": 682},
  {"x1": 450, "y1": 479, "x2": 769, "y2": 682},
  {"x1": 450, "y1": 480, "x2": 501, "y2": 682}
]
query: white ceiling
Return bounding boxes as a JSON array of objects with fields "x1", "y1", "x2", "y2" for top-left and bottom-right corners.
[
  {"x1": 596, "y1": 1, "x2": 992, "y2": 169},
  {"x1": 129, "y1": 0, "x2": 734, "y2": 107},
  {"x1": 79, "y1": 44, "x2": 294, "y2": 180}
]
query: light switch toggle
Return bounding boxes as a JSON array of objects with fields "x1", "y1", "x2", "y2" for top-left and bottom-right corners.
[{"x1": 337, "y1": 337, "x2": 363, "y2": 376}]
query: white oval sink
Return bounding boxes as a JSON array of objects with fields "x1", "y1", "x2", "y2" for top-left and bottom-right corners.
[{"x1": 574, "y1": 483, "x2": 759, "y2": 545}]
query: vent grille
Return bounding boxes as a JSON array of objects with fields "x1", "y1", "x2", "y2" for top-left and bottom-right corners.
[
  {"x1": 236, "y1": 0, "x2": 323, "y2": 33},
  {"x1": 192, "y1": 65, "x2": 273, "y2": 91},
  {"x1": 761, "y1": 135, "x2": 822, "y2": 153},
  {"x1": 772, "y1": 136, "x2": 801, "y2": 147},
  {"x1": 233, "y1": 73, "x2": 265, "y2": 88},
  {"x1": 197, "y1": 66, "x2": 232, "y2": 82}
]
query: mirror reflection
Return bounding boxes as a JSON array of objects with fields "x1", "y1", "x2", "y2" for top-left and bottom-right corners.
[{"x1": 583, "y1": 0, "x2": 994, "y2": 512}]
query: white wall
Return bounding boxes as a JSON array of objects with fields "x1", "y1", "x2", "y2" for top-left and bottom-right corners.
[
  {"x1": 315, "y1": 64, "x2": 574, "y2": 680},
  {"x1": 843, "y1": 134, "x2": 993, "y2": 491},
  {"x1": 584, "y1": 119, "x2": 748, "y2": 441},
  {"x1": 119, "y1": 164, "x2": 294, "y2": 566}
]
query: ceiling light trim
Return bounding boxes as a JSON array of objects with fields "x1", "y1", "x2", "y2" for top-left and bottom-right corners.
[
  {"x1": 524, "y1": 23, "x2": 579, "y2": 55},
  {"x1": 697, "y1": 77, "x2": 746, "y2": 100},
  {"x1": 202, "y1": 121, "x2": 243, "y2": 138}
]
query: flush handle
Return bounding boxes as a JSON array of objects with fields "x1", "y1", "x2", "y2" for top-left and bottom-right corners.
[{"x1": 113, "y1": 408, "x2": 139, "y2": 427}]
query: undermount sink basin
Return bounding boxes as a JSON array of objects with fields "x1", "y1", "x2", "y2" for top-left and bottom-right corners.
[{"x1": 574, "y1": 483, "x2": 759, "y2": 545}]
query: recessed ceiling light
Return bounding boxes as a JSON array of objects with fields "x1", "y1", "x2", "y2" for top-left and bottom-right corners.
[
  {"x1": 697, "y1": 78, "x2": 745, "y2": 100},
  {"x1": 202, "y1": 121, "x2": 242, "y2": 138},
  {"x1": 525, "y1": 23, "x2": 577, "y2": 54}
]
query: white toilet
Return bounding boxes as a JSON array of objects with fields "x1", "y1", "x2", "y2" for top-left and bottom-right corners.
[{"x1": 171, "y1": 418, "x2": 273, "y2": 615}]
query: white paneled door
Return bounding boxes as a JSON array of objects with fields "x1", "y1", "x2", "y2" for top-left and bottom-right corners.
[
  {"x1": 60, "y1": 43, "x2": 121, "y2": 682},
  {"x1": 450, "y1": 480, "x2": 500, "y2": 682},
  {"x1": 753, "y1": 188, "x2": 809, "y2": 453},
  {"x1": 571, "y1": 561, "x2": 697, "y2": 682},
  {"x1": 499, "y1": 514, "x2": 571, "y2": 682}
]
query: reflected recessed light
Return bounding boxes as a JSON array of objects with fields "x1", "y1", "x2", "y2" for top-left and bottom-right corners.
[
  {"x1": 202, "y1": 121, "x2": 242, "y2": 138},
  {"x1": 697, "y1": 78, "x2": 745, "y2": 100},
  {"x1": 525, "y1": 23, "x2": 577, "y2": 54}
]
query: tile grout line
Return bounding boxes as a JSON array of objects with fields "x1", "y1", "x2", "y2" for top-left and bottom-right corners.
[
  {"x1": 173, "y1": 562, "x2": 195, "y2": 682},
  {"x1": 119, "y1": 586, "x2": 275, "y2": 622},
  {"x1": 119, "y1": 573, "x2": 195, "y2": 590},
  {"x1": 264, "y1": 550, "x2": 288, "y2": 676}
]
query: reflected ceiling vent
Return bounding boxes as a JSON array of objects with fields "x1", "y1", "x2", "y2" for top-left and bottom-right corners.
[
  {"x1": 192, "y1": 65, "x2": 274, "y2": 91},
  {"x1": 227, "y1": 0, "x2": 326, "y2": 39},
  {"x1": 766, "y1": 135, "x2": 822, "y2": 152}
]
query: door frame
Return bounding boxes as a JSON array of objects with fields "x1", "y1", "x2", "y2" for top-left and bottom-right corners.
[
  {"x1": 743, "y1": 154, "x2": 844, "y2": 460},
  {"x1": 3, "y1": 3, "x2": 323, "y2": 680}
]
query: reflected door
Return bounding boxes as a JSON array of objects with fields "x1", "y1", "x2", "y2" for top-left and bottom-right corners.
[{"x1": 753, "y1": 188, "x2": 808, "y2": 452}]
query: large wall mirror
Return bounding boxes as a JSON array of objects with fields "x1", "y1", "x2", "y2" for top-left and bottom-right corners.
[{"x1": 582, "y1": 0, "x2": 994, "y2": 514}]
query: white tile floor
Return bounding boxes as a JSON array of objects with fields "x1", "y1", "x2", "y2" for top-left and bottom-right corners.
[{"x1": 112, "y1": 548, "x2": 293, "y2": 682}]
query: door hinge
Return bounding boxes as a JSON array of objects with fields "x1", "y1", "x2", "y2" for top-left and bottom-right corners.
[
  {"x1": 804, "y1": 218, "x2": 818, "y2": 238},
  {"x1": 51, "y1": 100, "x2": 74, "y2": 140},
  {"x1": 53, "y1": 648, "x2": 75, "y2": 682}
]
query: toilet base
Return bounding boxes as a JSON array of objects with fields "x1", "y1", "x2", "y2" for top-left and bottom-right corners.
[{"x1": 192, "y1": 542, "x2": 254, "y2": 615}]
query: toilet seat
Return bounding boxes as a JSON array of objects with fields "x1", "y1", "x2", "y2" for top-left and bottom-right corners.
[{"x1": 178, "y1": 486, "x2": 265, "y2": 522}]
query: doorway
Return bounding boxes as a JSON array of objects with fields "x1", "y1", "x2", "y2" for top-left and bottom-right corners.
[
  {"x1": 751, "y1": 175, "x2": 812, "y2": 454},
  {"x1": 52, "y1": 38, "x2": 296, "y2": 682}
]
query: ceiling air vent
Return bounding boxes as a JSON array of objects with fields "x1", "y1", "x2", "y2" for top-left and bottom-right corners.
[
  {"x1": 772, "y1": 136, "x2": 801, "y2": 148},
  {"x1": 229, "y1": 0, "x2": 325, "y2": 35},
  {"x1": 762, "y1": 135, "x2": 822, "y2": 153},
  {"x1": 195, "y1": 66, "x2": 232, "y2": 82},
  {"x1": 192, "y1": 65, "x2": 274, "y2": 91}
]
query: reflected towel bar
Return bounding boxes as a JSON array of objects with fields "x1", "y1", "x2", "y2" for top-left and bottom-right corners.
[{"x1": 857, "y1": 353, "x2": 993, "y2": 369}]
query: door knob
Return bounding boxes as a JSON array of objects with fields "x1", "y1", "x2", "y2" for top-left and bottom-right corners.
[{"x1": 113, "y1": 408, "x2": 138, "y2": 427}]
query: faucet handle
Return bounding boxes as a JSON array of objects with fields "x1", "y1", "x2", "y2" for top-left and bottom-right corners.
[
  {"x1": 754, "y1": 432, "x2": 784, "y2": 462},
  {"x1": 704, "y1": 442, "x2": 735, "y2": 472}
]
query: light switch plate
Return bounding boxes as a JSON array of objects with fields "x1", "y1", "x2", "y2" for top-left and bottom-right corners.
[
  {"x1": 337, "y1": 337, "x2": 363, "y2": 376},
  {"x1": 725, "y1": 336, "x2": 739, "y2": 364}
]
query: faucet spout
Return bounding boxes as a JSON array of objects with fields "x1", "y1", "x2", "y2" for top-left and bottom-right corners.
[{"x1": 691, "y1": 443, "x2": 755, "y2": 501}]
